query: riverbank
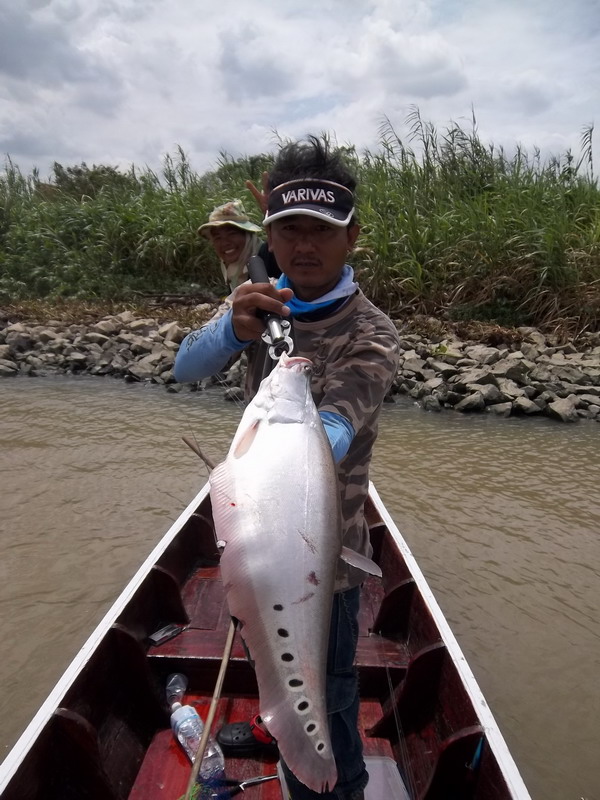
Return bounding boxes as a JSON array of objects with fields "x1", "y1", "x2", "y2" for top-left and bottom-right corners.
[{"x1": 1, "y1": 303, "x2": 599, "y2": 423}]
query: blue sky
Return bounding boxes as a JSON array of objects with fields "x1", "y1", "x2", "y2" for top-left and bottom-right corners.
[{"x1": 1, "y1": 0, "x2": 598, "y2": 178}]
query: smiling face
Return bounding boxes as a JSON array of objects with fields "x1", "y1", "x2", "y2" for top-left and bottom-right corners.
[
  {"x1": 267, "y1": 215, "x2": 359, "y2": 301},
  {"x1": 208, "y1": 224, "x2": 249, "y2": 265}
]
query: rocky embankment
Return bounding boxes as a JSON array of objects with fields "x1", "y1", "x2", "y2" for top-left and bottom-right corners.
[
  {"x1": 394, "y1": 330, "x2": 600, "y2": 422},
  {"x1": 1, "y1": 309, "x2": 599, "y2": 423}
]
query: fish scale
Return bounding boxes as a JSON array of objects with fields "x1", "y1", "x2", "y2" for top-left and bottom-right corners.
[{"x1": 210, "y1": 354, "x2": 341, "y2": 793}]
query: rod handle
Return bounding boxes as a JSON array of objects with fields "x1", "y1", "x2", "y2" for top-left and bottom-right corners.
[{"x1": 247, "y1": 255, "x2": 270, "y2": 284}]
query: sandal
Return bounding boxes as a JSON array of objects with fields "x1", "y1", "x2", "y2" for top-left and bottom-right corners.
[{"x1": 216, "y1": 714, "x2": 278, "y2": 755}]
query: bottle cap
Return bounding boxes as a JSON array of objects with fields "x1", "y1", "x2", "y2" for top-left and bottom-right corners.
[{"x1": 171, "y1": 704, "x2": 201, "y2": 727}]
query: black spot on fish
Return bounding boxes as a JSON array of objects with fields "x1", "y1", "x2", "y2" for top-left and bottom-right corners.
[
  {"x1": 273, "y1": 604, "x2": 284, "y2": 611},
  {"x1": 317, "y1": 742, "x2": 325, "y2": 752},
  {"x1": 281, "y1": 652, "x2": 294, "y2": 662},
  {"x1": 289, "y1": 678, "x2": 303, "y2": 688},
  {"x1": 307, "y1": 571, "x2": 319, "y2": 585},
  {"x1": 306, "y1": 722, "x2": 316, "y2": 733},
  {"x1": 297, "y1": 700, "x2": 309, "y2": 711},
  {"x1": 277, "y1": 628, "x2": 289, "y2": 638}
]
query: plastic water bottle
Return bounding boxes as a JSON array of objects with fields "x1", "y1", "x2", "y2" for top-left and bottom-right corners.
[{"x1": 166, "y1": 673, "x2": 226, "y2": 794}]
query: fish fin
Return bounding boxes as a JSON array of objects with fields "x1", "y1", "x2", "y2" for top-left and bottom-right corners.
[
  {"x1": 209, "y1": 463, "x2": 241, "y2": 546},
  {"x1": 340, "y1": 546, "x2": 382, "y2": 577},
  {"x1": 232, "y1": 419, "x2": 260, "y2": 459}
]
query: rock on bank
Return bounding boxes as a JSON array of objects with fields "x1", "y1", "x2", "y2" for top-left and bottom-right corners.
[
  {"x1": 0, "y1": 310, "x2": 186, "y2": 386},
  {"x1": 393, "y1": 329, "x2": 600, "y2": 423},
  {"x1": 1, "y1": 309, "x2": 599, "y2": 424}
]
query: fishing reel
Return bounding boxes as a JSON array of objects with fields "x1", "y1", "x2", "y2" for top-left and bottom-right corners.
[{"x1": 261, "y1": 318, "x2": 294, "y2": 360}]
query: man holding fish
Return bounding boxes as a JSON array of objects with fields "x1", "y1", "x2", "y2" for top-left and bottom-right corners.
[{"x1": 174, "y1": 136, "x2": 400, "y2": 799}]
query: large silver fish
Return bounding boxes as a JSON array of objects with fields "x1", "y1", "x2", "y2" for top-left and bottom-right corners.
[{"x1": 209, "y1": 353, "x2": 341, "y2": 792}]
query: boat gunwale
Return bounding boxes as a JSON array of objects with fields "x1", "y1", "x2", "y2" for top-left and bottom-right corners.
[
  {"x1": 0, "y1": 482, "x2": 211, "y2": 790},
  {"x1": 368, "y1": 482, "x2": 532, "y2": 799}
]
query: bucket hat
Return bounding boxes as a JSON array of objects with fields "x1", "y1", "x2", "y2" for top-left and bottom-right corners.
[{"x1": 198, "y1": 200, "x2": 262, "y2": 237}]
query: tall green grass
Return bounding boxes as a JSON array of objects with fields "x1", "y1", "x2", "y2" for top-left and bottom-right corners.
[
  {"x1": 1, "y1": 114, "x2": 598, "y2": 333},
  {"x1": 0, "y1": 147, "x2": 272, "y2": 301},
  {"x1": 356, "y1": 111, "x2": 599, "y2": 333}
]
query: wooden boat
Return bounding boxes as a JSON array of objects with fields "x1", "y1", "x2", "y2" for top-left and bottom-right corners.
[{"x1": 0, "y1": 482, "x2": 531, "y2": 799}]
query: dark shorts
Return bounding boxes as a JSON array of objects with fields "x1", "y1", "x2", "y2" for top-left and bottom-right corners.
[{"x1": 280, "y1": 586, "x2": 368, "y2": 799}]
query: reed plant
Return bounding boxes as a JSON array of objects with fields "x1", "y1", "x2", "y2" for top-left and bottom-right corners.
[
  {"x1": 0, "y1": 148, "x2": 270, "y2": 302},
  {"x1": 356, "y1": 111, "x2": 599, "y2": 333},
  {"x1": 1, "y1": 113, "x2": 598, "y2": 334}
]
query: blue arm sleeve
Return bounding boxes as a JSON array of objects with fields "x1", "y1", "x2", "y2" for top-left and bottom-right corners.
[
  {"x1": 319, "y1": 411, "x2": 355, "y2": 464},
  {"x1": 174, "y1": 310, "x2": 252, "y2": 382}
]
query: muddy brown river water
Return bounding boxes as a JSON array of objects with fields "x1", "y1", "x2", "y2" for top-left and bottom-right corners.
[{"x1": 0, "y1": 376, "x2": 598, "y2": 799}]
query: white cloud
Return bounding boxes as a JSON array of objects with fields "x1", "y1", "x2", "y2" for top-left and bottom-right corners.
[{"x1": 0, "y1": 0, "x2": 598, "y2": 178}]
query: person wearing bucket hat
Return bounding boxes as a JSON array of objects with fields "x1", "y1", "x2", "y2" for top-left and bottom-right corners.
[
  {"x1": 198, "y1": 199, "x2": 280, "y2": 291},
  {"x1": 175, "y1": 136, "x2": 399, "y2": 799}
]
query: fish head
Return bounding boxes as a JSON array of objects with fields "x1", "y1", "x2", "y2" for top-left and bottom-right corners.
[
  {"x1": 277, "y1": 352, "x2": 313, "y2": 375},
  {"x1": 255, "y1": 353, "x2": 315, "y2": 424}
]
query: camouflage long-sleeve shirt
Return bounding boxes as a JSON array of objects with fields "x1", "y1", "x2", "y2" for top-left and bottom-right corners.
[{"x1": 245, "y1": 289, "x2": 400, "y2": 591}]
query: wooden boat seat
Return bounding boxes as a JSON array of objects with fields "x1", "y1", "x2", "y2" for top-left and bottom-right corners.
[{"x1": 146, "y1": 564, "x2": 410, "y2": 675}]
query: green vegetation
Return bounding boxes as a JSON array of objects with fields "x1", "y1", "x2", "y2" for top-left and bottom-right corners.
[
  {"x1": 1, "y1": 112, "x2": 599, "y2": 335},
  {"x1": 0, "y1": 146, "x2": 265, "y2": 302}
]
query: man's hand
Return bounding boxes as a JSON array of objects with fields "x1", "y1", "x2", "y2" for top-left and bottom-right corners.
[
  {"x1": 232, "y1": 282, "x2": 293, "y2": 342},
  {"x1": 245, "y1": 171, "x2": 269, "y2": 214}
]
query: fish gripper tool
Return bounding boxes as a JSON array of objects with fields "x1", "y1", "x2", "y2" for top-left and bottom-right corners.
[{"x1": 247, "y1": 255, "x2": 294, "y2": 360}]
